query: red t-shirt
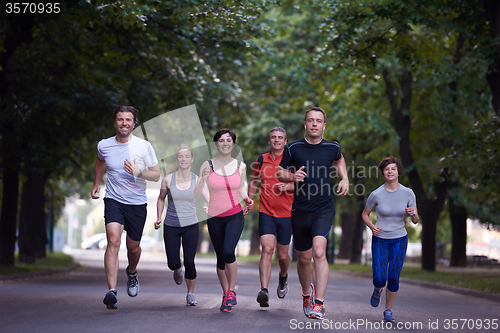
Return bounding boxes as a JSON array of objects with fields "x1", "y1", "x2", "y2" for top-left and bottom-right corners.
[{"x1": 252, "y1": 152, "x2": 294, "y2": 218}]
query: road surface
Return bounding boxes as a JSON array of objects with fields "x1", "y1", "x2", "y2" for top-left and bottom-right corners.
[{"x1": 1, "y1": 249, "x2": 499, "y2": 332}]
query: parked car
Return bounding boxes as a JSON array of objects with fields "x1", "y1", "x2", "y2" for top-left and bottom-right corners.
[
  {"x1": 81, "y1": 233, "x2": 107, "y2": 250},
  {"x1": 98, "y1": 234, "x2": 157, "y2": 252}
]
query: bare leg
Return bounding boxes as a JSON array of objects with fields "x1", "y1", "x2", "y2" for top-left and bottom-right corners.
[
  {"x1": 311, "y1": 236, "x2": 329, "y2": 301},
  {"x1": 276, "y1": 242, "x2": 290, "y2": 278},
  {"x1": 104, "y1": 223, "x2": 124, "y2": 289},
  {"x1": 225, "y1": 261, "x2": 238, "y2": 291},
  {"x1": 386, "y1": 290, "x2": 398, "y2": 309},
  {"x1": 296, "y1": 248, "x2": 313, "y2": 294},
  {"x1": 216, "y1": 267, "x2": 229, "y2": 294},
  {"x1": 126, "y1": 235, "x2": 141, "y2": 273},
  {"x1": 259, "y1": 234, "x2": 276, "y2": 289},
  {"x1": 186, "y1": 278, "x2": 196, "y2": 294}
]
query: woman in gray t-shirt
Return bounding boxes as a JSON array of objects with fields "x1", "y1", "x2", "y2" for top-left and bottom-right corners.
[{"x1": 361, "y1": 157, "x2": 419, "y2": 323}]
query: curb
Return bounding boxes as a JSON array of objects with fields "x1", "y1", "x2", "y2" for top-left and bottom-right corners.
[
  {"x1": 333, "y1": 270, "x2": 500, "y2": 304},
  {"x1": 0, "y1": 262, "x2": 81, "y2": 283}
]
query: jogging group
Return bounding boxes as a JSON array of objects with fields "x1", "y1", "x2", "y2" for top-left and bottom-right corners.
[{"x1": 91, "y1": 105, "x2": 419, "y2": 322}]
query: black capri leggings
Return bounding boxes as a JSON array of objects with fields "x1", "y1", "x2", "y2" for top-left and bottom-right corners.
[
  {"x1": 207, "y1": 211, "x2": 245, "y2": 270},
  {"x1": 163, "y1": 223, "x2": 199, "y2": 280}
]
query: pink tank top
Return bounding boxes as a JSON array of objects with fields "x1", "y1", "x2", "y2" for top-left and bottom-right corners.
[{"x1": 207, "y1": 160, "x2": 242, "y2": 217}]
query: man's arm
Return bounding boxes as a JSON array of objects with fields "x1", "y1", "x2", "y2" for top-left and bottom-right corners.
[
  {"x1": 91, "y1": 157, "x2": 106, "y2": 199},
  {"x1": 332, "y1": 154, "x2": 349, "y2": 196},
  {"x1": 124, "y1": 159, "x2": 160, "y2": 182},
  {"x1": 276, "y1": 165, "x2": 306, "y2": 183},
  {"x1": 141, "y1": 163, "x2": 160, "y2": 182}
]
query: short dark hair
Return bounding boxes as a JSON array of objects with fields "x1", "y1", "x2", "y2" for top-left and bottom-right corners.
[
  {"x1": 269, "y1": 127, "x2": 287, "y2": 139},
  {"x1": 378, "y1": 156, "x2": 403, "y2": 176},
  {"x1": 305, "y1": 107, "x2": 326, "y2": 122},
  {"x1": 113, "y1": 105, "x2": 139, "y2": 124},
  {"x1": 213, "y1": 128, "x2": 236, "y2": 144}
]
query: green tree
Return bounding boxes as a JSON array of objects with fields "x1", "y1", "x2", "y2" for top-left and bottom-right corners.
[
  {"x1": 238, "y1": 0, "x2": 497, "y2": 271},
  {"x1": 0, "y1": 0, "x2": 276, "y2": 266}
]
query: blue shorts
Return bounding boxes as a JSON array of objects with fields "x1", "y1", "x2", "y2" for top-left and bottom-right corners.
[
  {"x1": 291, "y1": 204, "x2": 335, "y2": 252},
  {"x1": 259, "y1": 212, "x2": 292, "y2": 246},
  {"x1": 104, "y1": 198, "x2": 147, "y2": 242}
]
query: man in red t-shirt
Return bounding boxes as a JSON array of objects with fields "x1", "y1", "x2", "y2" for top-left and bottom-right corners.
[{"x1": 248, "y1": 127, "x2": 294, "y2": 308}]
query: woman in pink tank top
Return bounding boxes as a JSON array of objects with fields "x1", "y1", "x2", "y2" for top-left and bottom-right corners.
[{"x1": 195, "y1": 129, "x2": 253, "y2": 313}]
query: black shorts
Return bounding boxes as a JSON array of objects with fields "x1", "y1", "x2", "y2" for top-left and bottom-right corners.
[
  {"x1": 291, "y1": 203, "x2": 335, "y2": 252},
  {"x1": 104, "y1": 198, "x2": 147, "y2": 242},
  {"x1": 259, "y1": 212, "x2": 292, "y2": 246}
]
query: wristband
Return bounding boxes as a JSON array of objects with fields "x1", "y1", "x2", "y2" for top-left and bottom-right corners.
[{"x1": 136, "y1": 170, "x2": 142, "y2": 178}]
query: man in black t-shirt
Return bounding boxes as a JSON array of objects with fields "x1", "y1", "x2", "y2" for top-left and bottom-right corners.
[{"x1": 277, "y1": 107, "x2": 348, "y2": 320}]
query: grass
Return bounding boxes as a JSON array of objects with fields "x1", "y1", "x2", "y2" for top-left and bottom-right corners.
[
  {"x1": 331, "y1": 263, "x2": 500, "y2": 295},
  {"x1": 0, "y1": 252, "x2": 74, "y2": 276}
]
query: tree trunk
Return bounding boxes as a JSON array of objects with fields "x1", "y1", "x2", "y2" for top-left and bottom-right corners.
[
  {"x1": 383, "y1": 68, "x2": 448, "y2": 272},
  {"x1": 449, "y1": 196, "x2": 468, "y2": 267},
  {"x1": 337, "y1": 212, "x2": 355, "y2": 260},
  {"x1": 351, "y1": 207, "x2": 365, "y2": 263},
  {"x1": 0, "y1": 166, "x2": 19, "y2": 267},
  {"x1": 351, "y1": 170, "x2": 366, "y2": 264},
  {"x1": 250, "y1": 224, "x2": 261, "y2": 255},
  {"x1": 485, "y1": 0, "x2": 500, "y2": 117},
  {"x1": 420, "y1": 205, "x2": 438, "y2": 271},
  {"x1": 18, "y1": 170, "x2": 47, "y2": 264},
  {"x1": 0, "y1": 12, "x2": 35, "y2": 267}
]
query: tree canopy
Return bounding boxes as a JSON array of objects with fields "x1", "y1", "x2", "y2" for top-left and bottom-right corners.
[{"x1": 1, "y1": 0, "x2": 498, "y2": 270}]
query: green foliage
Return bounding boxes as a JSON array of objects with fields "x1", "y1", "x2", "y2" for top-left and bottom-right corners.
[
  {"x1": 442, "y1": 116, "x2": 500, "y2": 223},
  {"x1": 0, "y1": 0, "x2": 279, "y2": 223},
  {"x1": 0, "y1": 252, "x2": 74, "y2": 276},
  {"x1": 332, "y1": 263, "x2": 500, "y2": 294}
]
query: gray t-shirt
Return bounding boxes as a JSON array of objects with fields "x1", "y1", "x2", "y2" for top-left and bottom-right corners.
[
  {"x1": 366, "y1": 184, "x2": 416, "y2": 239},
  {"x1": 97, "y1": 135, "x2": 158, "y2": 205}
]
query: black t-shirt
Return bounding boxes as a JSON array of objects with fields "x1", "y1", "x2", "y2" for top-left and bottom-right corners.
[{"x1": 279, "y1": 138, "x2": 342, "y2": 212}]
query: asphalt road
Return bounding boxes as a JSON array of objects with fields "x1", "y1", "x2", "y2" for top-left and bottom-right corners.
[{"x1": 1, "y1": 249, "x2": 499, "y2": 333}]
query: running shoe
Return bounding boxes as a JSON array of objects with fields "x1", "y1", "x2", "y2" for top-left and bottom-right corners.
[
  {"x1": 277, "y1": 274, "x2": 289, "y2": 299},
  {"x1": 384, "y1": 309, "x2": 394, "y2": 322},
  {"x1": 226, "y1": 290, "x2": 237, "y2": 307},
  {"x1": 186, "y1": 293, "x2": 197, "y2": 306},
  {"x1": 173, "y1": 267, "x2": 183, "y2": 285},
  {"x1": 309, "y1": 302, "x2": 326, "y2": 320},
  {"x1": 257, "y1": 289, "x2": 269, "y2": 308},
  {"x1": 220, "y1": 294, "x2": 231, "y2": 312},
  {"x1": 103, "y1": 289, "x2": 118, "y2": 310},
  {"x1": 126, "y1": 266, "x2": 139, "y2": 297},
  {"x1": 302, "y1": 283, "x2": 315, "y2": 318},
  {"x1": 370, "y1": 287, "x2": 383, "y2": 307}
]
